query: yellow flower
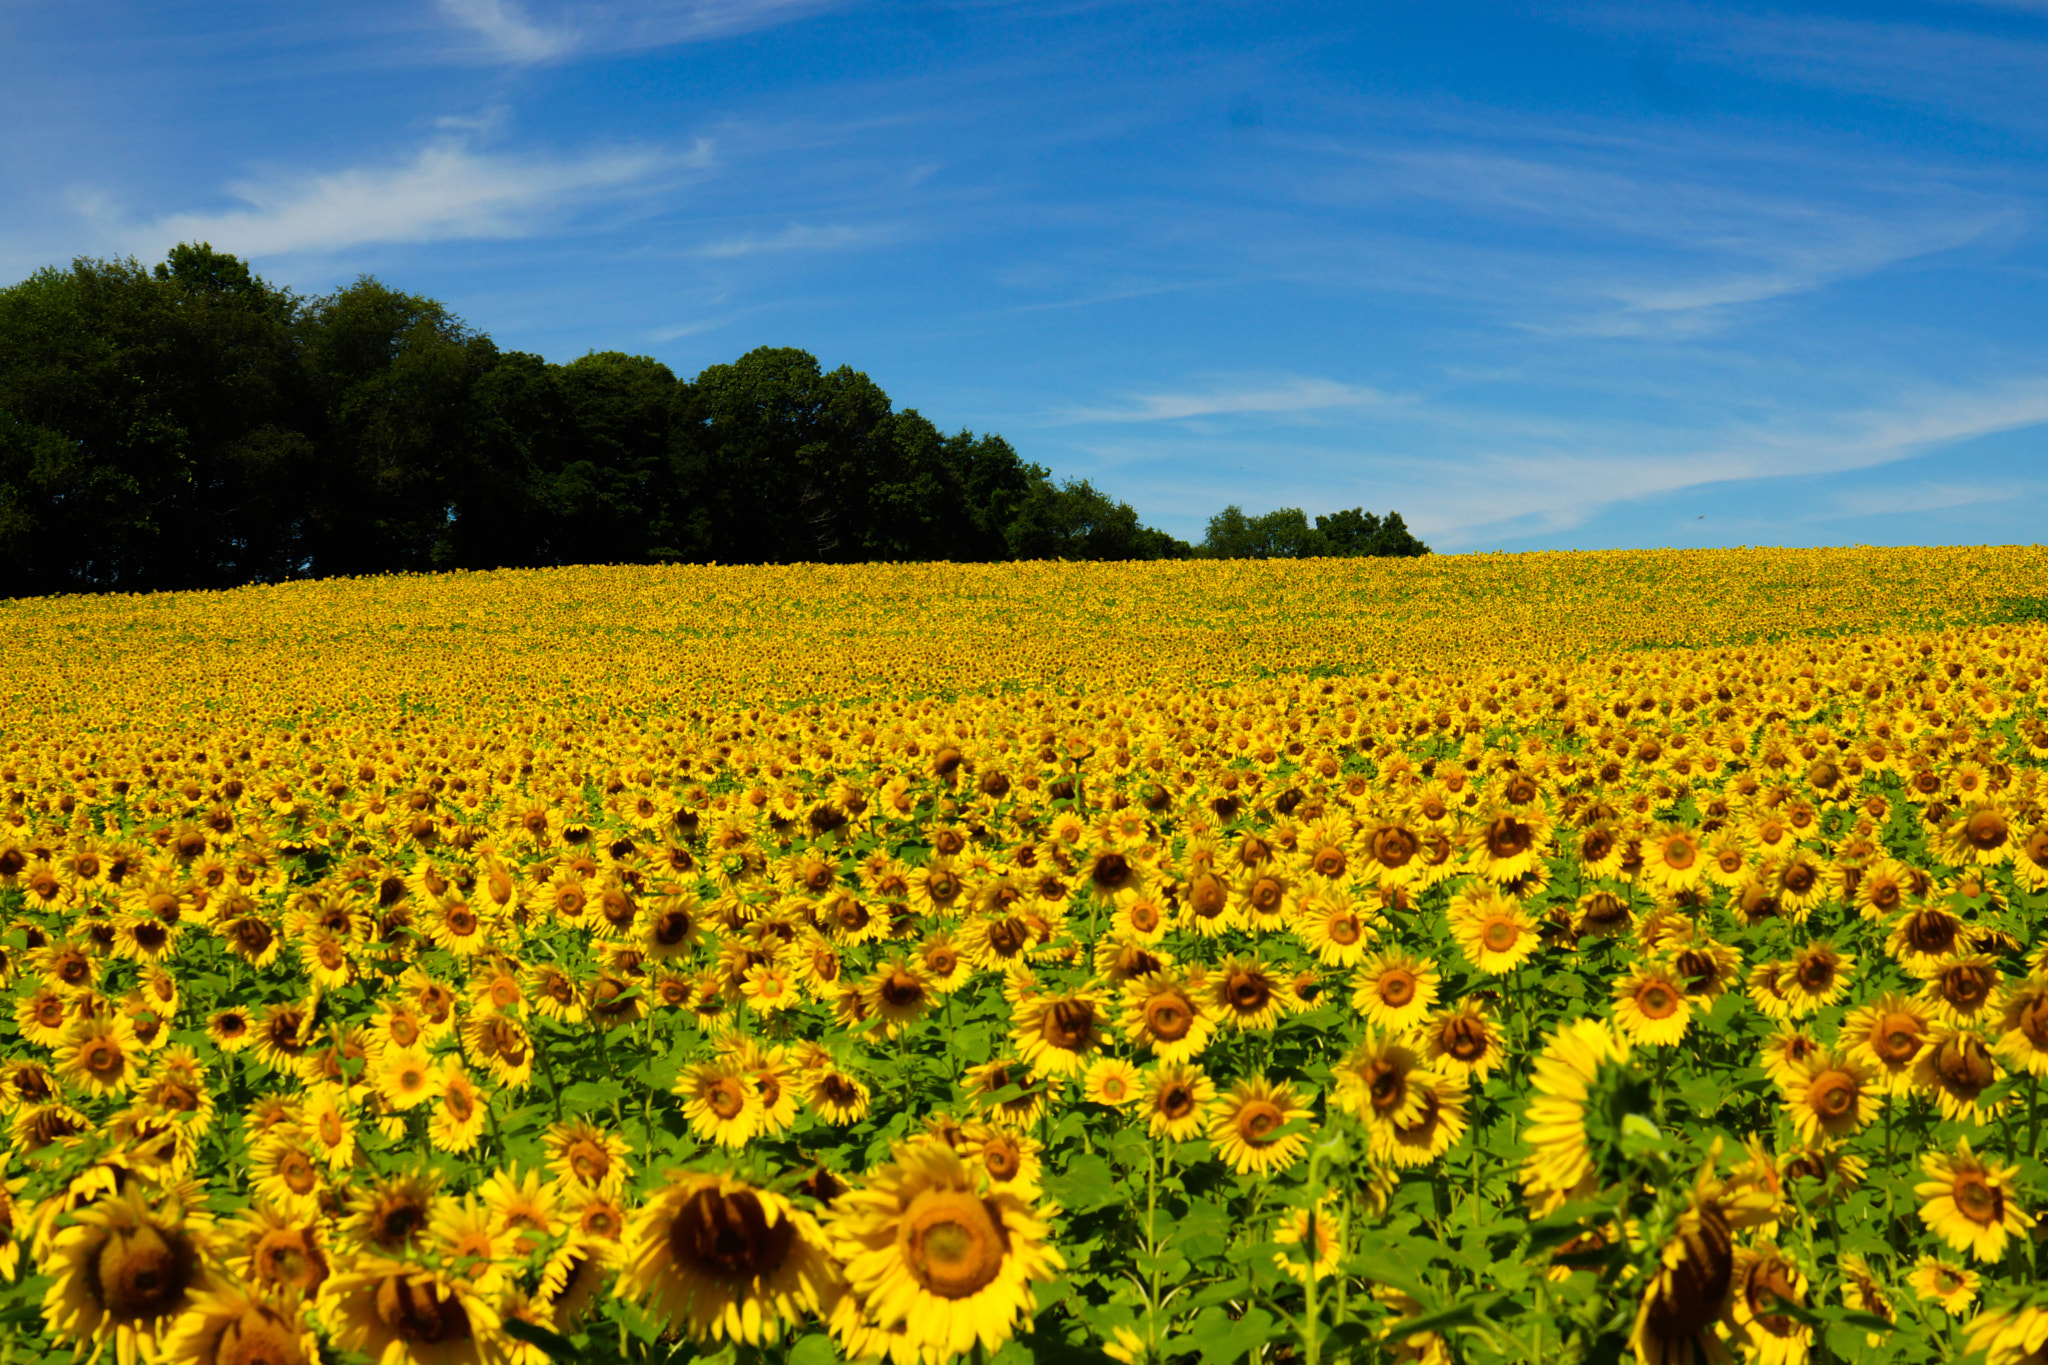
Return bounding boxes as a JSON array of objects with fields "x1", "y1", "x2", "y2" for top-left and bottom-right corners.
[
  {"x1": 1351, "y1": 950, "x2": 1439, "y2": 1032},
  {"x1": 1446, "y1": 885, "x2": 1539, "y2": 975},
  {"x1": 1780, "y1": 1052, "x2": 1878, "y2": 1143},
  {"x1": 1610, "y1": 963, "x2": 1692, "y2": 1047},
  {"x1": 319, "y1": 1255, "x2": 502, "y2": 1365},
  {"x1": 1141, "y1": 1061, "x2": 1215, "y2": 1141},
  {"x1": 828, "y1": 1143, "x2": 1063, "y2": 1365},
  {"x1": 616, "y1": 1173, "x2": 841, "y2": 1345},
  {"x1": 41, "y1": 1188, "x2": 216, "y2": 1365},
  {"x1": 1906, "y1": 1255, "x2": 1978, "y2": 1317},
  {"x1": 1520, "y1": 1020, "x2": 1631, "y2": 1211},
  {"x1": 1208, "y1": 1076, "x2": 1313, "y2": 1175},
  {"x1": 1917, "y1": 1139, "x2": 2035, "y2": 1263}
]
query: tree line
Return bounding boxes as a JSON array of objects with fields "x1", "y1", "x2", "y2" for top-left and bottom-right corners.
[{"x1": 0, "y1": 245, "x2": 1426, "y2": 595}]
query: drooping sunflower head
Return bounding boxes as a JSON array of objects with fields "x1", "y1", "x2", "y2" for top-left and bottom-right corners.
[
  {"x1": 44, "y1": 1188, "x2": 214, "y2": 1365},
  {"x1": 623, "y1": 1175, "x2": 834, "y2": 1347}
]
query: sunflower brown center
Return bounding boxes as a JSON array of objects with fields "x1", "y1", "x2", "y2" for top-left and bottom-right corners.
[
  {"x1": 1872, "y1": 1011, "x2": 1923, "y2": 1063},
  {"x1": 665, "y1": 1187, "x2": 794, "y2": 1283},
  {"x1": 373, "y1": 1273, "x2": 473, "y2": 1344},
  {"x1": 1480, "y1": 917, "x2": 1519, "y2": 953},
  {"x1": 94, "y1": 1221, "x2": 198, "y2": 1322},
  {"x1": 1042, "y1": 1000, "x2": 1096, "y2": 1051},
  {"x1": 1941, "y1": 965, "x2": 1995, "y2": 1012},
  {"x1": 1636, "y1": 982, "x2": 1680, "y2": 1020},
  {"x1": 1373, "y1": 828, "x2": 1418, "y2": 868},
  {"x1": 1227, "y1": 970, "x2": 1272, "y2": 1014},
  {"x1": 905, "y1": 1190, "x2": 1007, "y2": 1300},
  {"x1": 1936, "y1": 1038, "x2": 1996, "y2": 1097},
  {"x1": 1158, "y1": 1082, "x2": 1195, "y2": 1120},
  {"x1": 1144, "y1": 991, "x2": 1194, "y2": 1042},
  {"x1": 1965, "y1": 810, "x2": 2008, "y2": 851},
  {"x1": 1188, "y1": 874, "x2": 1229, "y2": 919},
  {"x1": 254, "y1": 1229, "x2": 327, "y2": 1292},
  {"x1": 1377, "y1": 969, "x2": 1416, "y2": 1008},
  {"x1": 1642, "y1": 1201, "x2": 1733, "y2": 1341},
  {"x1": 1953, "y1": 1172, "x2": 2001, "y2": 1224},
  {"x1": 1235, "y1": 1098, "x2": 1284, "y2": 1144},
  {"x1": 1809, "y1": 1070, "x2": 1857, "y2": 1118}
]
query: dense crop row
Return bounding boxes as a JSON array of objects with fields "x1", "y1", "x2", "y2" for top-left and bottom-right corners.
[{"x1": 5, "y1": 550, "x2": 2048, "y2": 1365}]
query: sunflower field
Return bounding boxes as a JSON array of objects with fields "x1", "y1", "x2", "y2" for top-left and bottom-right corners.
[{"x1": 8, "y1": 546, "x2": 2048, "y2": 1365}]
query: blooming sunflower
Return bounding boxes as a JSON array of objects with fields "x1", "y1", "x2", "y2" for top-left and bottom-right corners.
[
  {"x1": 545, "y1": 1119, "x2": 633, "y2": 1200},
  {"x1": 1118, "y1": 971, "x2": 1214, "y2": 1062},
  {"x1": 1082, "y1": 1056, "x2": 1141, "y2": 1108},
  {"x1": 827, "y1": 1143, "x2": 1063, "y2": 1365},
  {"x1": 1906, "y1": 1256, "x2": 1978, "y2": 1317},
  {"x1": 1779, "y1": 943, "x2": 1853, "y2": 1017},
  {"x1": 676, "y1": 1059, "x2": 762, "y2": 1149},
  {"x1": 320, "y1": 1255, "x2": 502, "y2": 1365},
  {"x1": 1840, "y1": 993, "x2": 1929, "y2": 1093},
  {"x1": 1611, "y1": 963, "x2": 1693, "y2": 1047},
  {"x1": 1781, "y1": 1052, "x2": 1877, "y2": 1143},
  {"x1": 1628, "y1": 1178, "x2": 1735, "y2": 1365},
  {"x1": 1995, "y1": 975, "x2": 2048, "y2": 1076},
  {"x1": 1726, "y1": 1246, "x2": 1809, "y2": 1365},
  {"x1": 53, "y1": 1014, "x2": 143, "y2": 1097},
  {"x1": 1208, "y1": 1077, "x2": 1314, "y2": 1176},
  {"x1": 1447, "y1": 886, "x2": 1539, "y2": 975},
  {"x1": 1914, "y1": 1028, "x2": 2005, "y2": 1122},
  {"x1": 42, "y1": 1188, "x2": 215, "y2": 1365},
  {"x1": 1011, "y1": 989, "x2": 1105, "y2": 1078},
  {"x1": 616, "y1": 1172, "x2": 841, "y2": 1345},
  {"x1": 161, "y1": 1284, "x2": 312, "y2": 1365},
  {"x1": 1918, "y1": 1139, "x2": 2035, "y2": 1263},
  {"x1": 1273, "y1": 1195, "x2": 1344, "y2": 1282},
  {"x1": 1373, "y1": 1069, "x2": 1468, "y2": 1169},
  {"x1": 1351, "y1": 950, "x2": 1440, "y2": 1032},
  {"x1": 1963, "y1": 1302, "x2": 2048, "y2": 1365},
  {"x1": 1420, "y1": 1002, "x2": 1507, "y2": 1081},
  {"x1": 1141, "y1": 1061, "x2": 1216, "y2": 1141}
]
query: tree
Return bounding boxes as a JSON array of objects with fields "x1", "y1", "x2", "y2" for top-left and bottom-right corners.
[
  {"x1": 1200, "y1": 504, "x2": 1431, "y2": 559},
  {"x1": 1007, "y1": 479, "x2": 1192, "y2": 560}
]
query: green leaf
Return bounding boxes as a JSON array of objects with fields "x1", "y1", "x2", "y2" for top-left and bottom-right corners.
[
  {"x1": 788, "y1": 1332, "x2": 840, "y2": 1365},
  {"x1": 502, "y1": 1318, "x2": 581, "y2": 1363},
  {"x1": 1190, "y1": 1305, "x2": 1276, "y2": 1365},
  {"x1": 1043, "y1": 1153, "x2": 1119, "y2": 1213},
  {"x1": 1390, "y1": 1292, "x2": 1505, "y2": 1339}
]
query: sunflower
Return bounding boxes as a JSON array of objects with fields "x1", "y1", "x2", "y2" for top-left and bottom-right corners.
[
  {"x1": 461, "y1": 1012, "x2": 534, "y2": 1089},
  {"x1": 222, "y1": 1204, "x2": 330, "y2": 1299},
  {"x1": 1779, "y1": 943, "x2": 1853, "y2": 1017},
  {"x1": 1906, "y1": 1256, "x2": 1978, "y2": 1317},
  {"x1": 1141, "y1": 1061, "x2": 1216, "y2": 1141},
  {"x1": 804, "y1": 1068, "x2": 872, "y2": 1125},
  {"x1": 1611, "y1": 963, "x2": 1693, "y2": 1047},
  {"x1": 1232, "y1": 865, "x2": 1297, "y2": 933},
  {"x1": 1918, "y1": 954, "x2": 2003, "y2": 1028},
  {"x1": 250, "y1": 1137, "x2": 326, "y2": 1219},
  {"x1": 1885, "y1": 901, "x2": 1963, "y2": 965},
  {"x1": 1208, "y1": 1077, "x2": 1314, "y2": 1176},
  {"x1": 859, "y1": 959, "x2": 934, "y2": 1037},
  {"x1": 1520, "y1": 1020, "x2": 1633, "y2": 1212},
  {"x1": 1629, "y1": 1176, "x2": 1736, "y2": 1365},
  {"x1": 430, "y1": 1060, "x2": 490, "y2": 1154},
  {"x1": 827, "y1": 1143, "x2": 1063, "y2": 1365},
  {"x1": 1083, "y1": 1057, "x2": 1141, "y2": 1108},
  {"x1": 1118, "y1": 971, "x2": 1214, "y2": 1062},
  {"x1": 1918, "y1": 1139, "x2": 2035, "y2": 1263},
  {"x1": 41, "y1": 1188, "x2": 215, "y2": 1365},
  {"x1": 1351, "y1": 950, "x2": 1440, "y2": 1032},
  {"x1": 1447, "y1": 886, "x2": 1539, "y2": 975},
  {"x1": 546, "y1": 1119, "x2": 633, "y2": 1200},
  {"x1": 1373, "y1": 1069, "x2": 1468, "y2": 1169},
  {"x1": 1208, "y1": 956, "x2": 1286, "y2": 1032},
  {"x1": 53, "y1": 1014, "x2": 142, "y2": 1096},
  {"x1": 1781, "y1": 1052, "x2": 1877, "y2": 1143},
  {"x1": 1829, "y1": 993, "x2": 1924, "y2": 1094},
  {"x1": 677, "y1": 1059, "x2": 761, "y2": 1149},
  {"x1": 960, "y1": 1123, "x2": 1043, "y2": 1194},
  {"x1": 341, "y1": 1169, "x2": 445, "y2": 1255},
  {"x1": 1420, "y1": 1002, "x2": 1506, "y2": 1081},
  {"x1": 1294, "y1": 891, "x2": 1377, "y2": 968},
  {"x1": 962, "y1": 1059, "x2": 1055, "y2": 1130},
  {"x1": 1012, "y1": 990, "x2": 1105, "y2": 1078},
  {"x1": 372, "y1": 1045, "x2": 442, "y2": 1112},
  {"x1": 1726, "y1": 1246, "x2": 1809, "y2": 1365},
  {"x1": 1914, "y1": 1028, "x2": 2004, "y2": 1121},
  {"x1": 320, "y1": 1255, "x2": 503, "y2": 1365},
  {"x1": 1639, "y1": 825, "x2": 1708, "y2": 894},
  {"x1": 1273, "y1": 1195, "x2": 1344, "y2": 1282},
  {"x1": 1835, "y1": 1252, "x2": 1894, "y2": 1350},
  {"x1": 1465, "y1": 808, "x2": 1548, "y2": 883},
  {"x1": 1963, "y1": 1303, "x2": 2048, "y2": 1365}
]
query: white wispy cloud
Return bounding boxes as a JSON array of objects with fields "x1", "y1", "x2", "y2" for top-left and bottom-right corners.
[
  {"x1": 1059, "y1": 377, "x2": 1398, "y2": 424},
  {"x1": 435, "y1": 0, "x2": 836, "y2": 64},
  {"x1": 692, "y1": 222, "x2": 900, "y2": 259},
  {"x1": 112, "y1": 139, "x2": 691, "y2": 260},
  {"x1": 436, "y1": 0, "x2": 575, "y2": 62}
]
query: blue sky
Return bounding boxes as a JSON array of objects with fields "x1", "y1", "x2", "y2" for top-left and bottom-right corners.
[{"x1": 4, "y1": 0, "x2": 2047, "y2": 552}]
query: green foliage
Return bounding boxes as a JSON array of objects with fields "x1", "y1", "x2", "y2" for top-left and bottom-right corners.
[
  {"x1": 0, "y1": 249, "x2": 1206, "y2": 593},
  {"x1": 1199, "y1": 505, "x2": 1430, "y2": 559}
]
